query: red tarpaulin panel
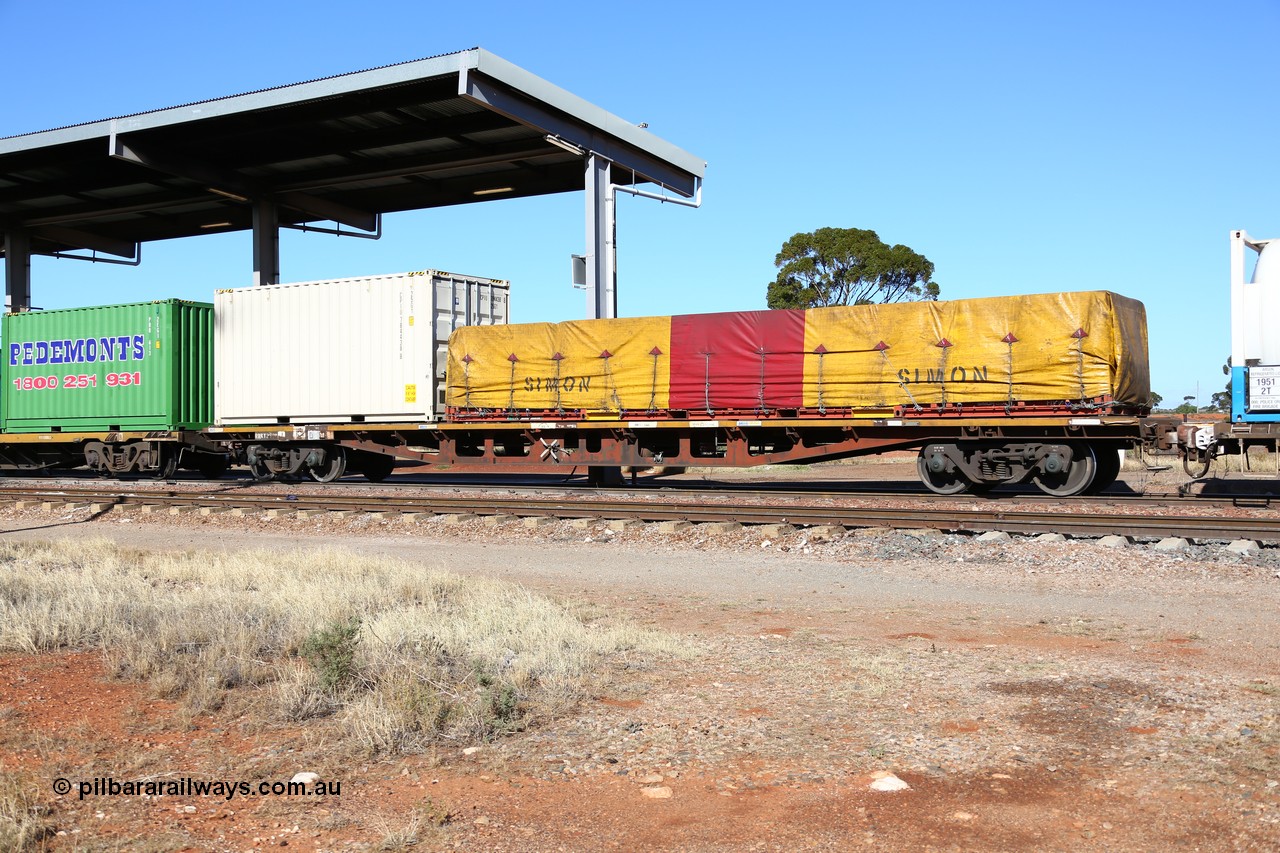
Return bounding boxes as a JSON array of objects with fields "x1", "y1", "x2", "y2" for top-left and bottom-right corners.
[{"x1": 669, "y1": 309, "x2": 806, "y2": 412}]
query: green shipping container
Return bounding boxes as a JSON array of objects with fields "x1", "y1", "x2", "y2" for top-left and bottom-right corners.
[{"x1": 1, "y1": 300, "x2": 214, "y2": 433}]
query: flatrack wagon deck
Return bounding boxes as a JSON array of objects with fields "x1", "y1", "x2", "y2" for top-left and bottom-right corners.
[{"x1": 202, "y1": 411, "x2": 1171, "y2": 495}]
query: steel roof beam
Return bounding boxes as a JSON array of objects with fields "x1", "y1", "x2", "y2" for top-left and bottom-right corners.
[
  {"x1": 205, "y1": 111, "x2": 513, "y2": 169},
  {"x1": 276, "y1": 143, "x2": 560, "y2": 193},
  {"x1": 459, "y1": 70, "x2": 700, "y2": 198},
  {"x1": 14, "y1": 148, "x2": 583, "y2": 230},
  {"x1": 19, "y1": 190, "x2": 227, "y2": 228},
  {"x1": 109, "y1": 136, "x2": 377, "y2": 232},
  {"x1": 0, "y1": 174, "x2": 124, "y2": 206},
  {"x1": 128, "y1": 76, "x2": 464, "y2": 145},
  {"x1": 33, "y1": 224, "x2": 137, "y2": 259}
]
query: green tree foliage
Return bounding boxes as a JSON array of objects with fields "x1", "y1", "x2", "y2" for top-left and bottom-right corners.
[
  {"x1": 767, "y1": 227, "x2": 939, "y2": 309},
  {"x1": 1213, "y1": 356, "x2": 1233, "y2": 413},
  {"x1": 1148, "y1": 391, "x2": 1163, "y2": 409}
]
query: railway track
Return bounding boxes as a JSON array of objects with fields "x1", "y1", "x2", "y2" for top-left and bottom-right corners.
[
  {"x1": 346, "y1": 476, "x2": 1280, "y2": 509},
  {"x1": 10, "y1": 468, "x2": 1276, "y2": 509},
  {"x1": 2, "y1": 483, "x2": 1277, "y2": 543}
]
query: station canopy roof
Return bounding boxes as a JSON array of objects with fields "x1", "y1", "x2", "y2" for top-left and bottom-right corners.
[{"x1": 0, "y1": 48, "x2": 705, "y2": 259}]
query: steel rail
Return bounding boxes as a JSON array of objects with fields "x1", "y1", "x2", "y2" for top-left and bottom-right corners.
[
  {"x1": 0, "y1": 476, "x2": 1274, "y2": 510},
  {"x1": 3, "y1": 485, "x2": 1277, "y2": 542}
]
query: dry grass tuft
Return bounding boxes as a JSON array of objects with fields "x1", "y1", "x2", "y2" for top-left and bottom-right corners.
[
  {"x1": 0, "y1": 539, "x2": 687, "y2": 753},
  {"x1": 0, "y1": 772, "x2": 51, "y2": 851}
]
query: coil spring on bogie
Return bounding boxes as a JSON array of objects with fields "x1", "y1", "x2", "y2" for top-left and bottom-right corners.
[{"x1": 979, "y1": 459, "x2": 1012, "y2": 479}]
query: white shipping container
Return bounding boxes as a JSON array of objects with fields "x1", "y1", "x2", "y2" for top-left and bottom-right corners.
[{"x1": 215, "y1": 270, "x2": 509, "y2": 425}]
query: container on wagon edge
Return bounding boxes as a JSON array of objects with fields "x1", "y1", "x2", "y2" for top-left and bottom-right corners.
[
  {"x1": 214, "y1": 270, "x2": 509, "y2": 425},
  {"x1": 1, "y1": 299, "x2": 214, "y2": 433}
]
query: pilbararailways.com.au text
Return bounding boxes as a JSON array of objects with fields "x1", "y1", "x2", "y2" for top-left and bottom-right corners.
[{"x1": 53, "y1": 777, "x2": 342, "y2": 801}]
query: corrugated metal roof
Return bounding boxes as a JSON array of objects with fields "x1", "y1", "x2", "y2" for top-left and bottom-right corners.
[
  {"x1": 0, "y1": 49, "x2": 477, "y2": 142},
  {"x1": 0, "y1": 48, "x2": 704, "y2": 260}
]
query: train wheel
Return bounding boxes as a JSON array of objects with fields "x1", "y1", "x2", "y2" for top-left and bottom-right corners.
[
  {"x1": 358, "y1": 453, "x2": 396, "y2": 483},
  {"x1": 148, "y1": 445, "x2": 178, "y2": 480},
  {"x1": 1032, "y1": 443, "x2": 1097, "y2": 497},
  {"x1": 200, "y1": 457, "x2": 229, "y2": 479},
  {"x1": 249, "y1": 459, "x2": 276, "y2": 482},
  {"x1": 309, "y1": 446, "x2": 347, "y2": 483},
  {"x1": 916, "y1": 448, "x2": 972, "y2": 495},
  {"x1": 1084, "y1": 446, "x2": 1121, "y2": 495},
  {"x1": 83, "y1": 445, "x2": 109, "y2": 477}
]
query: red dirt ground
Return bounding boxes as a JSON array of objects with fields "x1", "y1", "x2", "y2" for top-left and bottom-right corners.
[{"x1": 2, "y1": 622, "x2": 1275, "y2": 852}]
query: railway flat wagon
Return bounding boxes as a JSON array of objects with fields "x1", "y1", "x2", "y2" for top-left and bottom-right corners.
[
  {"x1": 0, "y1": 299, "x2": 215, "y2": 476},
  {"x1": 421, "y1": 290, "x2": 1157, "y2": 495},
  {"x1": 445, "y1": 290, "x2": 1149, "y2": 419},
  {"x1": 212, "y1": 270, "x2": 509, "y2": 481}
]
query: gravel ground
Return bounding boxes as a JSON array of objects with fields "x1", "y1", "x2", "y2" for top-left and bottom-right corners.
[{"x1": 1, "y1": 463, "x2": 1278, "y2": 850}]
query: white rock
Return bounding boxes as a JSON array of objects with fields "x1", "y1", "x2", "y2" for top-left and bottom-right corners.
[
  {"x1": 1034, "y1": 533, "x2": 1067, "y2": 543},
  {"x1": 1153, "y1": 537, "x2": 1189, "y2": 552},
  {"x1": 641, "y1": 785, "x2": 673, "y2": 799},
  {"x1": 290, "y1": 772, "x2": 321, "y2": 786},
  {"x1": 1225, "y1": 540, "x2": 1260, "y2": 554},
  {"x1": 976, "y1": 531, "x2": 1010, "y2": 543},
  {"x1": 463, "y1": 746, "x2": 483, "y2": 756},
  {"x1": 869, "y1": 772, "x2": 910, "y2": 792},
  {"x1": 1097, "y1": 535, "x2": 1130, "y2": 548}
]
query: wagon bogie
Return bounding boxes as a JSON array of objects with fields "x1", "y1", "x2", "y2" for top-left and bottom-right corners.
[
  {"x1": 241, "y1": 442, "x2": 348, "y2": 483},
  {"x1": 916, "y1": 440, "x2": 1111, "y2": 497},
  {"x1": 83, "y1": 440, "x2": 177, "y2": 479}
]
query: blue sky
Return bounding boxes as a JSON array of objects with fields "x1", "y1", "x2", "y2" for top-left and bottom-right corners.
[{"x1": 3, "y1": 1, "x2": 1277, "y2": 407}]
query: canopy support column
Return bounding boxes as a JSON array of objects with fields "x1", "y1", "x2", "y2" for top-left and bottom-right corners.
[
  {"x1": 4, "y1": 228, "x2": 31, "y2": 311},
  {"x1": 585, "y1": 153, "x2": 615, "y2": 319},
  {"x1": 252, "y1": 199, "x2": 280, "y2": 286}
]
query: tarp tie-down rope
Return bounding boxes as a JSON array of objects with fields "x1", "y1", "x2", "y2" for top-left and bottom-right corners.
[
  {"x1": 703, "y1": 352, "x2": 714, "y2": 416},
  {"x1": 600, "y1": 351, "x2": 622, "y2": 413},
  {"x1": 882, "y1": 347, "x2": 922, "y2": 413},
  {"x1": 1003, "y1": 334, "x2": 1018, "y2": 414},
  {"x1": 551, "y1": 352, "x2": 565, "y2": 416},
  {"x1": 814, "y1": 346, "x2": 827, "y2": 415},
  {"x1": 647, "y1": 347, "x2": 662, "y2": 415},
  {"x1": 506, "y1": 353, "x2": 518, "y2": 415},
  {"x1": 756, "y1": 347, "x2": 768, "y2": 416}
]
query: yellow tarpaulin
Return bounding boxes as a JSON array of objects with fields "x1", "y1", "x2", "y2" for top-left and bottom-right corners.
[
  {"x1": 801, "y1": 291, "x2": 1149, "y2": 408},
  {"x1": 447, "y1": 316, "x2": 672, "y2": 413},
  {"x1": 446, "y1": 290, "x2": 1150, "y2": 415}
]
